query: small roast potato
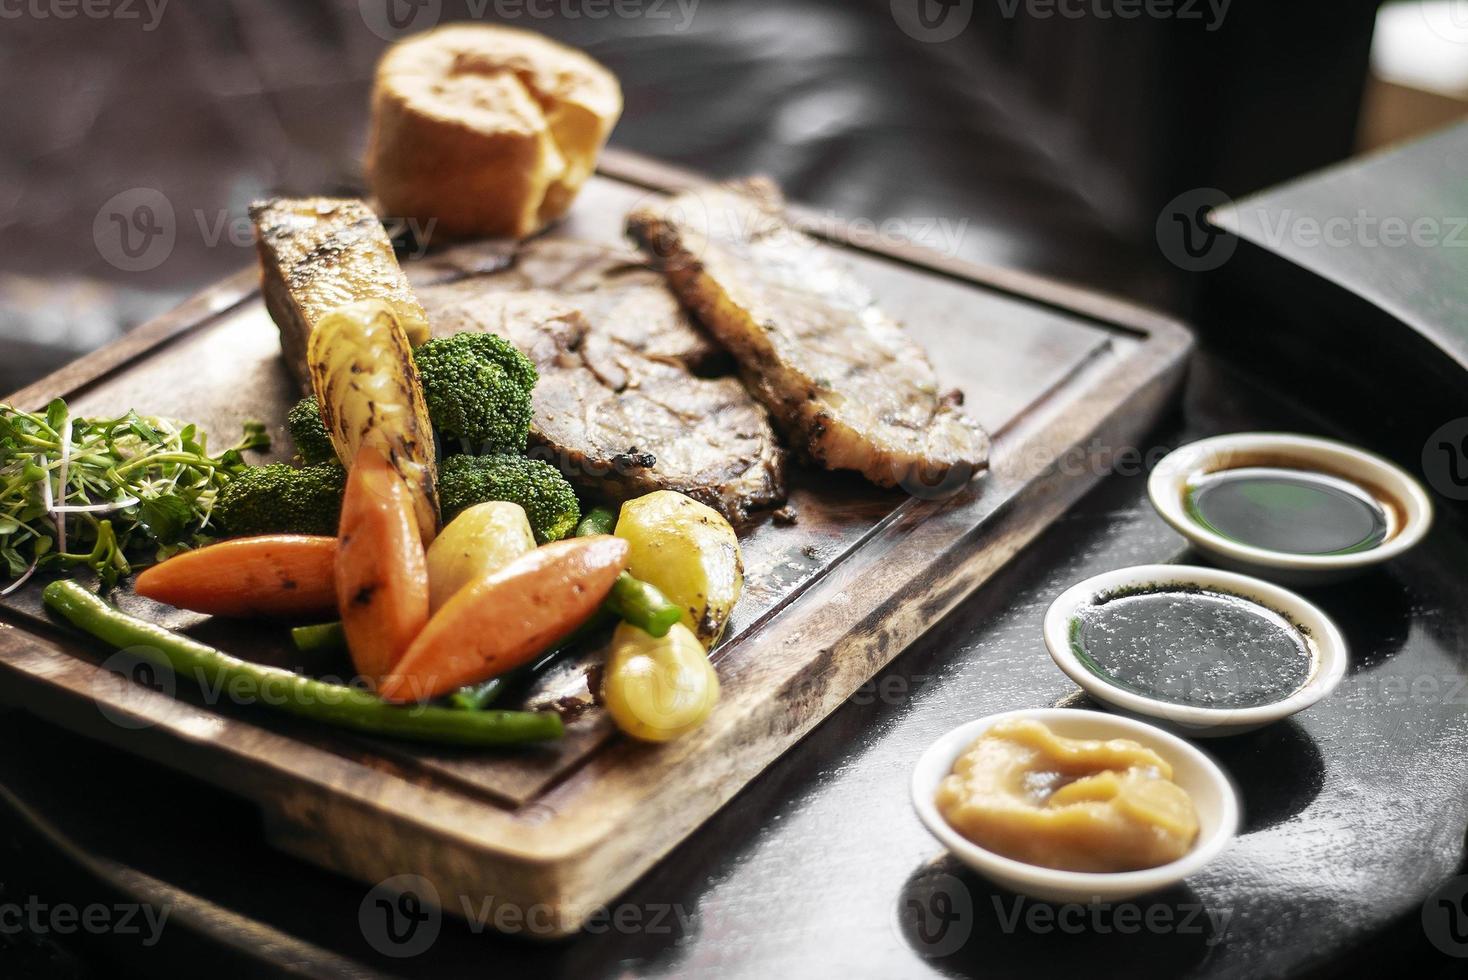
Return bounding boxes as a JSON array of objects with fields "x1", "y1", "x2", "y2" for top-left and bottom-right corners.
[
  {"x1": 615, "y1": 490, "x2": 743, "y2": 648},
  {"x1": 602, "y1": 621, "x2": 720, "y2": 742},
  {"x1": 426, "y1": 501, "x2": 537, "y2": 612}
]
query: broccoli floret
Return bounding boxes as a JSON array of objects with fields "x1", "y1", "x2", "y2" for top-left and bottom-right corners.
[
  {"x1": 287, "y1": 395, "x2": 337, "y2": 466},
  {"x1": 437, "y1": 454, "x2": 579, "y2": 543},
  {"x1": 414, "y1": 332, "x2": 536, "y2": 454},
  {"x1": 213, "y1": 463, "x2": 345, "y2": 537}
]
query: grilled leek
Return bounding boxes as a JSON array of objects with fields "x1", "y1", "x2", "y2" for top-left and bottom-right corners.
[{"x1": 307, "y1": 299, "x2": 439, "y2": 543}]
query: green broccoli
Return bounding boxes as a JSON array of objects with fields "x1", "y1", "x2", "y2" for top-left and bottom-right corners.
[
  {"x1": 287, "y1": 395, "x2": 337, "y2": 466},
  {"x1": 213, "y1": 463, "x2": 346, "y2": 537},
  {"x1": 414, "y1": 332, "x2": 537, "y2": 454},
  {"x1": 437, "y1": 453, "x2": 579, "y2": 543}
]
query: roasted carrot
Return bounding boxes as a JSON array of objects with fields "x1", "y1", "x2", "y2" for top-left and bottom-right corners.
[
  {"x1": 336, "y1": 444, "x2": 429, "y2": 683},
  {"x1": 134, "y1": 535, "x2": 337, "y2": 618},
  {"x1": 377, "y1": 535, "x2": 629, "y2": 703}
]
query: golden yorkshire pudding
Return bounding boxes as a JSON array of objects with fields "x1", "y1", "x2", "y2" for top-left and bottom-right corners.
[{"x1": 366, "y1": 24, "x2": 622, "y2": 240}]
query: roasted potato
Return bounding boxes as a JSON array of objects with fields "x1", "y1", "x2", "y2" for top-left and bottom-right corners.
[
  {"x1": 615, "y1": 490, "x2": 742, "y2": 648},
  {"x1": 602, "y1": 621, "x2": 720, "y2": 742},
  {"x1": 308, "y1": 298, "x2": 439, "y2": 543},
  {"x1": 426, "y1": 501, "x2": 536, "y2": 612}
]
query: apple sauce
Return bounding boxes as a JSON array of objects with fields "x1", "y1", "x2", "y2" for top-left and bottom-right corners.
[{"x1": 935, "y1": 719, "x2": 1199, "y2": 872}]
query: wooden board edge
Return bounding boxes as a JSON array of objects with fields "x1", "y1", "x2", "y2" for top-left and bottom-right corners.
[
  {"x1": 4, "y1": 155, "x2": 1190, "y2": 415},
  {"x1": 596, "y1": 148, "x2": 1188, "y2": 341},
  {"x1": 0, "y1": 155, "x2": 1199, "y2": 936},
  {"x1": 258, "y1": 328, "x2": 1192, "y2": 936},
  {"x1": 0, "y1": 300, "x2": 1193, "y2": 937},
  {"x1": 4, "y1": 269, "x2": 259, "y2": 411}
]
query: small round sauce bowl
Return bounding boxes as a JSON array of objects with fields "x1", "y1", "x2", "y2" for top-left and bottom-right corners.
[
  {"x1": 1147, "y1": 432, "x2": 1432, "y2": 585},
  {"x1": 911, "y1": 708, "x2": 1239, "y2": 903},
  {"x1": 1043, "y1": 564, "x2": 1347, "y2": 737}
]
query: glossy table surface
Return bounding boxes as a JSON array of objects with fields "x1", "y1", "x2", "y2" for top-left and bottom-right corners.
[
  {"x1": 2, "y1": 353, "x2": 1466, "y2": 979},
  {"x1": 4, "y1": 2, "x2": 1467, "y2": 976}
]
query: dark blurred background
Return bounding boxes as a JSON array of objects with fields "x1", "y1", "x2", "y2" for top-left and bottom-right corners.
[
  {"x1": 6, "y1": 3, "x2": 1468, "y2": 976},
  {"x1": 4, "y1": 0, "x2": 1465, "y2": 397}
]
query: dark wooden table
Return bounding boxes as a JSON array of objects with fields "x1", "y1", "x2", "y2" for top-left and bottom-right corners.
[
  {"x1": 1, "y1": 350, "x2": 1464, "y2": 979},
  {"x1": 4, "y1": 3, "x2": 1465, "y2": 976}
]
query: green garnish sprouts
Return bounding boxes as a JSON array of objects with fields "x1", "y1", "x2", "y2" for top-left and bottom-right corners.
[{"x1": 0, "y1": 398, "x2": 269, "y2": 592}]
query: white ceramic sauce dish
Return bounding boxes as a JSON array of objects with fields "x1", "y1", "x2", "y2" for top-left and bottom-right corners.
[
  {"x1": 911, "y1": 707, "x2": 1239, "y2": 903},
  {"x1": 1043, "y1": 563, "x2": 1347, "y2": 737},
  {"x1": 1147, "y1": 432, "x2": 1432, "y2": 585}
]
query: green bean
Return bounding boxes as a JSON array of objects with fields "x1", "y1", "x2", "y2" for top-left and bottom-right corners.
[
  {"x1": 448, "y1": 645, "x2": 561, "y2": 711},
  {"x1": 605, "y1": 575, "x2": 682, "y2": 638},
  {"x1": 447, "y1": 675, "x2": 510, "y2": 712},
  {"x1": 575, "y1": 506, "x2": 616, "y2": 538},
  {"x1": 290, "y1": 621, "x2": 345, "y2": 654},
  {"x1": 447, "y1": 613, "x2": 609, "y2": 710},
  {"x1": 573, "y1": 505, "x2": 680, "y2": 637},
  {"x1": 43, "y1": 580, "x2": 562, "y2": 746}
]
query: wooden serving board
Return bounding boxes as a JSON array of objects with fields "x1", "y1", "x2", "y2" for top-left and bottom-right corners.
[{"x1": 0, "y1": 152, "x2": 1191, "y2": 936}]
